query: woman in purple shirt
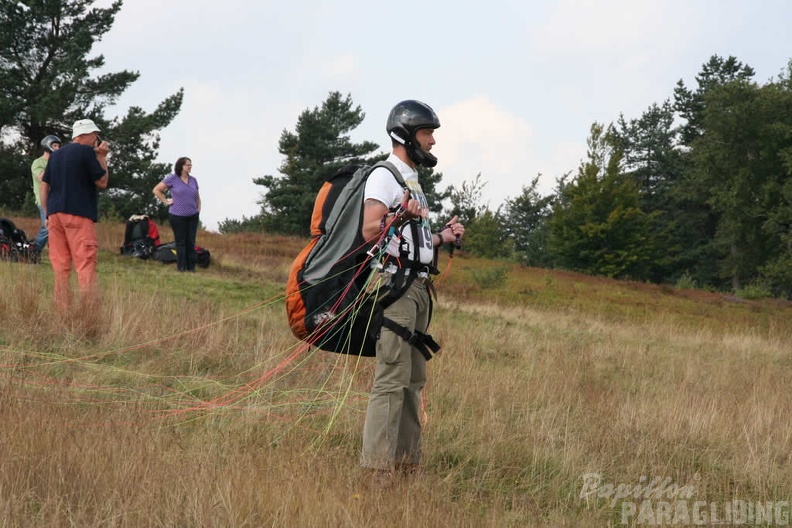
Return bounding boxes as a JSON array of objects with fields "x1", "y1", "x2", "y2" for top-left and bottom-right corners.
[{"x1": 153, "y1": 157, "x2": 201, "y2": 272}]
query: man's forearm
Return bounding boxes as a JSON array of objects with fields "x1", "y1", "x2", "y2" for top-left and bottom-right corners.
[
  {"x1": 96, "y1": 156, "x2": 109, "y2": 189},
  {"x1": 40, "y1": 182, "x2": 49, "y2": 216}
]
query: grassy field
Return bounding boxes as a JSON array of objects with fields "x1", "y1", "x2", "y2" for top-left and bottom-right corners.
[{"x1": 1, "y1": 216, "x2": 791, "y2": 527}]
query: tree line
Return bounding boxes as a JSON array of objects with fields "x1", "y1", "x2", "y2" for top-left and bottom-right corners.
[
  {"x1": 2, "y1": 3, "x2": 791, "y2": 297},
  {"x1": 229, "y1": 57, "x2": 792, "y2": 298}
]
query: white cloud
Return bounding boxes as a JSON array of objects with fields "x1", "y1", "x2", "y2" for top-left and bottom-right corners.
[
  {"x1": 433, "y1": 96, "x2": 538, "y2": 209},
  {"x1": 321, "y1": 54, "x2": 359, "y2": 78}
]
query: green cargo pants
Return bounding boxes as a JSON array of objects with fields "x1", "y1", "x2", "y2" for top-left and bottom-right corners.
[{"x1": 360, "y1": 274, "x2": 431, "y2": 470}]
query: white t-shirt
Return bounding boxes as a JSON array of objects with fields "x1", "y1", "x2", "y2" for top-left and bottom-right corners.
[{"x1": 364, "y1": 154, "x2": 435, "y2": 265}]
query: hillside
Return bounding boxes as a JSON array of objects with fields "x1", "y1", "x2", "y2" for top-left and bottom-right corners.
[{"x1": 1, "y1": 216, "x2": 791, "y2": 527}]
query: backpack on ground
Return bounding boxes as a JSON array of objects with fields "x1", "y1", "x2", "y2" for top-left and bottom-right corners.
[
  {"x1": 285, "y1": 161, "x2": 441, "y2": 359},
  {"x1": 120, "y1": 215, "x2": 160, "y2": 259},
  {"x1": 153, "y1": 241, "x2": 211, "y2": 268},
  {"x1": 0, "y1": 217, "x2": 38, "y2": 263}
]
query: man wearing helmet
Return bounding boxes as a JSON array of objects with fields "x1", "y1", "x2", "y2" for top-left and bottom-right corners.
[
  {"x1": 30, "y1": 135, "x2": 62, "y2": 253},
  {"x1": 359, "y1": 100, "x2": 464, "y2": 473}
]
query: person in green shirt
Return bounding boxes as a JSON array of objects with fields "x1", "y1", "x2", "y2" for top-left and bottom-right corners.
[{"x1": 31, "y1": 135, "x2": 61, "y2": 253}]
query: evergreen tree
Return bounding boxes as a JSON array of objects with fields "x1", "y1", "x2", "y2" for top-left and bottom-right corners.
[
  {"x1": 548, "y1": 123, "x2": 657, "y2": 279},
  {"x1": 669, "y1": 55, "x2": 792, "y2": 292},
  {"x1": 674, "y1": 55, "x2": 755, "y2": 146},
  {"x1": 501, "y1": 175, "x2": 554, "y2": 267},
  {"x1": 692, "y1": 74, "x2": 792, "y2": 291},
  {"x1": 101, "y1": 94, "x2": 184, "y2": 222},
  {"x1": 462, "y1": 208, "x2": 513, "y2": 259},
  {"x1": 0, "y1": 0, "x2": 182, "y2": 218},
  {"x1": 254, "y1": 92, "x2": 447, "y2": 236},
  {"x1": 613, "y1": 101, "x2": 687, "y2": 282},
  {"x1": 759, "y1": 61, "x2": 792, "y2": 296},
  {"x1": 668, "y1": 56, "x2": 757, "y2": 288},
  {"x1": 254, "y1": 92, "x2": 380, "y2": 236}
]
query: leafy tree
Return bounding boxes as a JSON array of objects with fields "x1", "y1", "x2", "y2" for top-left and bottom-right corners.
[
  {"x1": 462, "y1": 208, "x2": 513, "y2": 259},
  {"x1": 255, "y1": 92, "x2": 448, "y2": 236},
  {"x1": 0, "y1": 0, "x2": 182, "y2": 219},
  {"x1": 445, "y1": 172, "x2": 488, "y2": 226},
  {"x1": 548, "y1": 123, "x2": 658, "y2": 279},
  {"x1": 501, "y1": 175, "x2": 554, "y2": 267}
]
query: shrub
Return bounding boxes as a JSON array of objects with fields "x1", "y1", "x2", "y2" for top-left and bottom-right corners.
[
  {"x1": 470, "y1": 266, "x2": 509, "y2": 289},
  {"x1": 675, "y1": 272, "x2": 697, "y2": 290},
  {"x1": 736, "y1": 280, "x2": 773, "y2": 300}
]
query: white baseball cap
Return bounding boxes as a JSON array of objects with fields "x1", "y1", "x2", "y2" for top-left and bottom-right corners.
[{"x1": 72, "y1": 118, "x2": 101, "y2": 138}]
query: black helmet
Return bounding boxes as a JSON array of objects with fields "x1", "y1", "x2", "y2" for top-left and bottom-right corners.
[
  {"x1": 41, "y1": 135, "x2": 61, "y2": 153},
  {"x1": 386, "y1": 100, "x2": 440, "y2": 168}
]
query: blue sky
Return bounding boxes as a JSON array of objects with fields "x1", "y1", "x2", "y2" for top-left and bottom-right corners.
[{"x1": 94, "y1": 0, "x2": 791, "y2": 231}]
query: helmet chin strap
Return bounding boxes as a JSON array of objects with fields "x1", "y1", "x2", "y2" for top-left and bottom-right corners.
[
  {"x1": 408, "y1": 145, "x2": 438, "y2": 168},
  {"x1": 390, "y1": 131, "x2": 438, "y2": 168}
]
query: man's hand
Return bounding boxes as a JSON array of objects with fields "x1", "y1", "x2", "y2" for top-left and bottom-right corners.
[
  {"x1": 400, "y1": 189, "x2": 426, "y2": 221},
  {"x1": 95, "y1": 141, "x2": 110, "y2": 157},
  {"x1": 439, "y1": 215, "x2": 465, "y2": 246}
]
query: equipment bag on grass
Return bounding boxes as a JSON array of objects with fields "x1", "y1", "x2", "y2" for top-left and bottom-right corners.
[
  {"x1": 0, "y1": 217, "x2": 38, "y2": 263},
  {"x1": 285, "y1": 161, "x2": 440, "y2": 360},
  {"x1": 120, "y1": 215, "x2": 161, "y2": 259},
  {"x1": 153, "y1": 241, "x2": 211, "y2": 268}
]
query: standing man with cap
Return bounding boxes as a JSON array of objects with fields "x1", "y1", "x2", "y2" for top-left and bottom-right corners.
[
  {"x1": 40, "y1": 118, "x2": 110, "y2": 313},
  {"x1": 30, "y1": 135, "x2": 61, "y2": 255}
]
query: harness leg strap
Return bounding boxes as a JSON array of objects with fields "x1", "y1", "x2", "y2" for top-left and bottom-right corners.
[{"x1": 380, "y1": 317, "x2": 441, "y2": 361}]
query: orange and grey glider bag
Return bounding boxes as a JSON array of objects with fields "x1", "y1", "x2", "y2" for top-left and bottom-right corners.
[{"x1": 285, "y1": 161, "x2": 405, "y2": 356}]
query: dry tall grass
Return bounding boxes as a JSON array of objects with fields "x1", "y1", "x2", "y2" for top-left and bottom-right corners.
[{"x1": 1, "y1": 217, "x2": 791, "y2": 527}]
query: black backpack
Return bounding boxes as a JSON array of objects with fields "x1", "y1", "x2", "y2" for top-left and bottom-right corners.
[
  {"x1": 0, "y1": 217, "x2": 37, "y2": 263},
  {"x1": 0, "y1": 217, "x2": 28, "y2": 246},
  {"x1": 120, "y1": 215, "x2": 160, "y2": 259},
  {"x1": 153, "y1": 242, "x2": 211, "y2": 268}
]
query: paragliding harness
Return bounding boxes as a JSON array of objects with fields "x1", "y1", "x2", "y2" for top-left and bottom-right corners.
[
  {"x1": 286, "y1": 161, "x2": 441, "y2": 360},
  {"x1": 120, "y1": 214, "x2": 161, "y2": 259},
  {"x1": 152, "y1": 241, "x2": 211, "y2": 268},
  {"x1": 0, "y1": 217, "x2": 38, "y2": 264}
]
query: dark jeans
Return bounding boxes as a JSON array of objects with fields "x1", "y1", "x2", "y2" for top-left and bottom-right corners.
[{"x1": 169, "y1": 213, "x2": 199, "y2": 271}]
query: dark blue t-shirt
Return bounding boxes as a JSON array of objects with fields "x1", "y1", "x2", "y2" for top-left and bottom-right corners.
[{"x1": 42, "y1": 143, "x2": 106, "y2": 222}]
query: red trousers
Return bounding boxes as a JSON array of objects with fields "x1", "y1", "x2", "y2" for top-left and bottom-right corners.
[{"x1": 47, "y1": 212, "x2": 99, "y2": 312}]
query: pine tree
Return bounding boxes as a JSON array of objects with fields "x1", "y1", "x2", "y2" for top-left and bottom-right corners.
[
  {"x1": 613, "y1": 101, "x2": 687, "y2": 282},
  {"x1": 692, "y1": 74, "x2": 792, "y2": 291},
  {"x1": 0, "y1": 0, "x2": 182, "y2": 217},
  {"x1": 253, "y1": 92, "x2": 447, "y2": 236},
  {"x1": 548, "y1": 123, "x2": 657, "y2": 279}
]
